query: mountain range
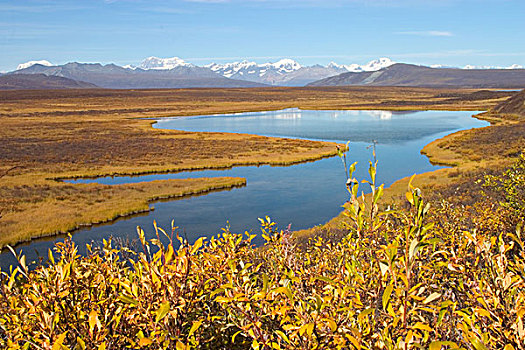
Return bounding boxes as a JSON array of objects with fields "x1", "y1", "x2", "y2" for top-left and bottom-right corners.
[
  {"x1": 11, "y1": 61, "x2": 265, "y2": 89},
  {"x1": 9, "y1": 57, "x2": 395, "y2": 89},
  {"x1": 5, "y1": 56, "x2": 525, "y2": 89},
  {"x1": 308, "y1": 63, "x2": 525, "y2": 88},
  {"x1": 203, "y1": 58, "x2": 395, "y2": 86}
]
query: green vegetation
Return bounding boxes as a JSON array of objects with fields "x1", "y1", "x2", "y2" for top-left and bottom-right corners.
[{"x1": 1, "y1": 155, "x2": 523, "y2": 349}]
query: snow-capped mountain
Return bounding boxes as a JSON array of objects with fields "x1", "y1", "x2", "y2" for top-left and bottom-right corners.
[
  {"x1": 328, "y1": 58, "x2": 395, "y2": 73},
  {"x1": 205, "y1": 58, "x2": 303, "y2": 83},
  {"x1": 464, "y1": 64, "x2": 524, "y2": 70},
  {"x1": 137, "y1": 56, "x2": 193, "y2": 70},
  {"x1": 17, "y1": 60, "x2": 53, "y2": 70},
  {"x1": 204, "y1": 58, "x2": 396, "y2": 86},
  {"x1": 206, "y1": 59, "x2": 302, "y2": 77}
]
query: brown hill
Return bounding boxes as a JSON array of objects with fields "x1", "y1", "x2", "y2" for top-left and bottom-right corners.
[
  {"x1": 492, "y1": 89, "x2": 525, "y2": 116},
  {"x1": 308, "y1": 63, "x2": 525, "y2": 88},
  {"x1": 0, "y1": 74, "x2": 98, "y2": 90}
]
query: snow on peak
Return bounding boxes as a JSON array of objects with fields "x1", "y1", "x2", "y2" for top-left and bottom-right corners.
[
  {"x1": 204, "y1": 59, "x2": 302, "y2": 78},
  {"x1": 138, "y1": 56, "x2": 193, "y2": 70},
  {"x1": 463, "y1": 63, "x2": 524, "y2": 70},
  {"x1": 17, "y1": 60, "x2": 53, "y2": 70},
  {"x1": 205, "y1": 60, "x2": 259, "y2": 78},
  {"x1": 327, "y1": 61, "x2": 344, "y2": 69},
  {"x1": 269, "y1": 59, "x2": 302, "y2": 72},
  {"x1": 328, "y1": 58, "x2": 395, "y2": 73},
  {"x1": 361, "y1": 57, "x2": 395, "y2": 71}
]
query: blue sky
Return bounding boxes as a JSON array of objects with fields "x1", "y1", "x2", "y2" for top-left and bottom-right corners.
[{"x1": 1, "y1": 0, "x2": 524, "y2": 71}]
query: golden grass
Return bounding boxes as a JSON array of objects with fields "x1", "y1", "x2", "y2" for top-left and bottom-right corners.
[
  {"x1": 0, "y1": 176, "x2": 246, "y2": 247},
  {"x1": 0, "y1": 87, "x2": 518, "y2": 247}
]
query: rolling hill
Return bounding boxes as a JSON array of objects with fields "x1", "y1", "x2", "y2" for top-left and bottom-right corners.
[
  {"x1": 492, "y1": 89, "x2": 525, "y2": 116},
  {"x1": 0, "y1": 74, "x2": 98, "y2": 90}
]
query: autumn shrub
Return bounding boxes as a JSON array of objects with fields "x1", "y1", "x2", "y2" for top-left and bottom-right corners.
[{"x1": 0, "y1": 156, "x2": 524, "y2": 349}]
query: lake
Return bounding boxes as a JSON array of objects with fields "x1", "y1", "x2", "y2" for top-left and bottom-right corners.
[{"x1": 0, "y1": 109, "x2": 487, "y2": 269}]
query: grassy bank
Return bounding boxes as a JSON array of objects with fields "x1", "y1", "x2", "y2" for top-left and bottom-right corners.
[{"x1": 0, "y1": 176, "x2": 246, "y2": 247}]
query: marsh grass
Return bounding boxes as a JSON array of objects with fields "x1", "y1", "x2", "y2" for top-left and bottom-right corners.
[
  {"x1": 0, "y1": 177, "x2": 246, "y2": 247},
  {"x1": 0, "y1": 87, "x2": 518, "y2": 246}
]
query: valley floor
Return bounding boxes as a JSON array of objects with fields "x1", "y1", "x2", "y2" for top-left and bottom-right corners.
[{"x1": 0, "y1": 86, "x2": 521, "y2": 247}]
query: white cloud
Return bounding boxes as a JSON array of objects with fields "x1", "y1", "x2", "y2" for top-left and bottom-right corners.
[{"x1": 396, "y1": 30, "x2": 453, "y2": 37}]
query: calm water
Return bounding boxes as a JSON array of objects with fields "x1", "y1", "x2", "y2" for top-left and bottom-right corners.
[{"x1": 0, "y1": 109, "x2": 487, "y2": 269}]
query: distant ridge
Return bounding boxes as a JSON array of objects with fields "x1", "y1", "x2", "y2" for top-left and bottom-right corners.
[
  {"x1": 492, "y1": 89, "x2": 525, "y2": 116},
  {"x1": 12, "y1": 62, "x2": 267, "y2": 89},
  {"x1": 308, "y1": 63, "x2": 525, "y2": 88},
  {"x1": 0, "y1": 74, "x2": 98, "y2": 90}
]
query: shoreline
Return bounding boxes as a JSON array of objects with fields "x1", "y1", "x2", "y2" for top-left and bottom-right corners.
[{"x1": 0, "y1": 87, "x2": 517, "y2": 249}]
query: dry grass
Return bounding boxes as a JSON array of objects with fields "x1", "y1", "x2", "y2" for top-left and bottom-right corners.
[
  {"x1": 0, "y1": 87, "x2": 517, "y2": 247},
  {"x1": 0, "y1": 176, "x2": 246, "y2": 247}
]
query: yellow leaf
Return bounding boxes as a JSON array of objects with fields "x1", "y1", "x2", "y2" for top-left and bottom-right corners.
[
  {"x1": 97, "y1": 343, "x2": 106, "y2": 350},
  {"x1": 118, "y1": 294, "x2": 139, "y2": 306},
  {"x1": 406, "y1": 191, "x2": 414, "y2": 205},
  {"x1": 273, "y1": 287, "x2": 293, "y2": 300},
  {"x1": 322, "y1": 318, "x2": 337, "y2": 332},
  {"x1": 89, "y1": 310, "x2": 99, "y2": 333},
  {"x1": 429, "y1": 341, "x2": 443, "y2": 350},
  {"x1": 299, "y1": 324, "x2": 308, "y2": 336},
  {"x1": 189, "y1": 320, "x2": 203, "y2": 337},
  {"x1": 423, "y1": 292, "x2": 441, "y2": 304},
  {"x1": 139, "y1": 338, "x2": 153, "y2": 347},
  {"x1": 52, "y1": 332, "x2": 67, "y2": 350},
  {"x1": 347, "y1": 335, "x2": 360, "y2": 349},
  {"x1": 275, "y1": 330, "x2": 289, "y2": 343},
  {"x1": 155, "y1": 301, "x2": 170, "y2": 323},
  {"x1": 76, "y1": 337, "x2": 86, "y2": 350},
  {"x1": 283, "y1": 324, "x2": 299, "y2": 331},
  {"x1": 191, "y1": 237, "x2": 205, "y2": 255},
  {"x1": 470, "y1": 337, "x2": 488, "y2": 350},
  {"x1": 176, "y1": 341, "x2": 188, "y2": 350},
  {"x1": 382, "y1": 284, "x2": 394, "y2": 310},
  {"x1": 413, "y1": 322, "x2": 432, "y2": 332},
  {"x1": 306, "y1": 323, "x2": 314, "y2": 337},
  {"x1": 474, "y1": 308, "x2": 492, "y2": 318}
]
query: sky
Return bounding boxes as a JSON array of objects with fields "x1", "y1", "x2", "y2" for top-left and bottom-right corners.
[{"x1": 1, "y1": 0, "x2": 524, "y2": 71}]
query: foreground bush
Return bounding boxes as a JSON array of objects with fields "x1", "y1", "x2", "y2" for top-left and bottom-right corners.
[{"x1": 0, "y1": 158, "x2": 524, "y2": 349}]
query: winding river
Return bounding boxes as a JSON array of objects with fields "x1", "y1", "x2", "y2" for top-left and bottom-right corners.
[{"x1": 0, "y1": 109, "x2": 487, "y2": 269}]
